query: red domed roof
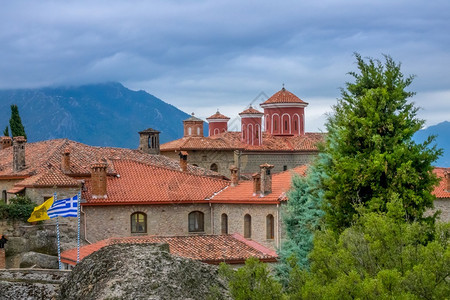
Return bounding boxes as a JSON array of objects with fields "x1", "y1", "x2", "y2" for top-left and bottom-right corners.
[
  {"x1": 261, "y1": 87, "x2": 307, "y2": 105},
  {"x1": 239, "y1": 105, "x2": 263, "y2": 115},
  {"x1": 206, "y1": 110, "x2": 230, "y2": 120}
]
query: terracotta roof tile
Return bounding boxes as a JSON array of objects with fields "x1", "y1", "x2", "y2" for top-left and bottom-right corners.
[
  {"x1": 239, "y1": 106, "x2": 263, "y2": 115},
  {"x1": 82, "y1": 160, "x2": 229, "y2": 204},
  {"x1": 61, "y1": 233, "x2": 277, "y2": 265},
  {"x1": 0, "y1": 139, "x2": 220, "y2": 179},
  {"x1": 15, "y1": 168, "x2": 80, "y2": 187},
  {"x1": 161, "y1": 132, "x2": 325, "y2": 152},
  {"x1": 433, "y1": 167, "x2": 450, "y2": 199},
  {"x1": 206, "y1": 111, "x2": 230, "y2": 120},
  {"x1": 211, "y1": 165, "x2": 308, "y2": 203},
  {"x1": 261, "y1": 87, "x2": 307, "y2": 105}
]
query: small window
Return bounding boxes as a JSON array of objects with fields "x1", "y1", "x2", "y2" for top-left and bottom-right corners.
[
  {"x1": 283, "y1": 165, "x2": 288, "y2": 171},
  {"x1": 131, "y1": 212, "x2": 147, "y2": 233},
  {"x1": 266, "y1": 214, "x2": 274, "y2": 239},
  {"x1": 221, "y1": 213, "x2": 228, "y2": 234},
  {"x1": 189, "y1": 211, "x2": 204, "y2": 232},
  {"x1": 2, "y1": 190, "x2": 7, "y2": 203},
  {"x1": 244, "y1": 214, "x2": 251, "y2": 238},
  {"x1": 197, "y1": 127, "x2": 201, "y2": 135},
  {"x1": 284, "y1": 120, "x2": 288, "y2": 131},
  {"x1": 210, "y1": 163, "x2": 218, "y2": 172},
  {"x1": 294, "y1": 120, "x2": 298, "y2": 131},
  {"x1": 188, "y1": 127, "x2": 192, "y2": 135},
  {"x1": 274, "y1": 121, "x2": 277, "y2": 131}
]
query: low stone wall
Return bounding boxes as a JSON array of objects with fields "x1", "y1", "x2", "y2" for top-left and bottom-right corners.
[{"x1": 0, "y1": 269, "x2": 70, "y2": 300}]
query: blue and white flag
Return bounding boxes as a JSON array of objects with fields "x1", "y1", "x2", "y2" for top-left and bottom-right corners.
[{"x1": 48, "y1": 195, "x2": 78, "y2": 218}]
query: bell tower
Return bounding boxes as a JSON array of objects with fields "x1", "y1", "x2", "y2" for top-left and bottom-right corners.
[{"x1": 138, "y1": 128, "x2": 160, "y2": 155}]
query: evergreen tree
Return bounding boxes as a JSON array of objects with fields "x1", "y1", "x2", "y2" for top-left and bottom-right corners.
[
  {"x1": 3, "y1": 126, "x2": 9, "y2": 137},
  {"x1": 322, "y1": 54, "x2": 441, "y2": 232},
  {"x1": 9, "y1": 104, "x2": 27, "y2": 139},
  {"x1": 277, "y1": 155, "x2": 328, "y2": 285}
]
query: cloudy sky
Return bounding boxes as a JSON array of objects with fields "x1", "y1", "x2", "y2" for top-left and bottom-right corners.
[{"x1": 1, "y1": 0, "x2": 449, "y2": 131}]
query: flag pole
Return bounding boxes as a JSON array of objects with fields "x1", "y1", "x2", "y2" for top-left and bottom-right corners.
[
  {"x1": 54, "y1": 192, "x2": 62, "y2": 270},
  {"x1": 77, "y1": 191, "x2": 81, "y2": 263}
]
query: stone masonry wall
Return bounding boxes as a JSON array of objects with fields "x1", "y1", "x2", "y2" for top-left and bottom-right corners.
[
  {"x1": 240, "y1": 152, "x2": 317, "y2": 175},
  {"x1": 427, "y1": 198, "x2": 450, "y2": 223},
  {"x1": 83, "y1": 203, "x2": 212, "y2": 243},
  {"x1": 26, "y1": 187, "x2": 81, "y2": 206},
  {"x1": 0, "y1": 179, "x2": 22, "y2": 203},
  {"x1": 211, "y1": 203, "x2": 280, "y2": 250}
]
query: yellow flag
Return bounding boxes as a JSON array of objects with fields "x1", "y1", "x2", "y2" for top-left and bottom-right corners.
[{"x1": 27, "y1": 196, "x2": 54, "y2": 222}]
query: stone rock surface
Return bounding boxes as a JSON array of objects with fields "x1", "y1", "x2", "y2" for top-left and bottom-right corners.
[
  {"x1": 59, "y1": 243, "x2": 231, "y2": 300},
  {"x1": 0, "y1": 269, "x2": 69, "y2": 300},
  {"x1": 20, "y1": 251, "x2": 59, "y2": 269}
]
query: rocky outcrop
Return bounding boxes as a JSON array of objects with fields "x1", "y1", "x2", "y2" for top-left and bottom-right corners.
[
  {"x1": 0, "y1": 269, "x2": 69, "y2": 300},
  {"x1": 20, "y1": 252, "x2": 59, "y2": 269},
  {"x1": 59, "y1": 243, "x2": 230, "y2": 300}
]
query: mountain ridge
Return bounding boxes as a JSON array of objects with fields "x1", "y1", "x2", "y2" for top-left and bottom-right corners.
[{"x1": 0, "y1": 82, "x2": 199, "y2": 148}]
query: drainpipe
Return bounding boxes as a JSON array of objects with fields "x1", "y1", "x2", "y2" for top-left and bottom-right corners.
[
  {"x1": 276, "y1": 203, "x2": 280, "y2": 249},
  {"x1": 210, "y1": 202, "x2": 214, "y2": 234},
  {"x1": 81, "y1": 206, "x2": 92, "y2": 244}
]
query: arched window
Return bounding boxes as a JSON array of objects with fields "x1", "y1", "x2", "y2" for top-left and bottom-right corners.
[
  {"x1": 284, "y1": 120, "x2": 288, "y2": 131},
  {"x1": 131, "y1": 212, "x2": 147, "y2": 233},
  {"x1": 197, "y1": 127, "x2": 200, "y2": 135},
  {"x1": 188, "y1": 127, "x2": 192, "y2": 135},
  {"x1": 244, "y1": 214, "x2": 251, "y2": 238},
  {"x1": 266, "y1": 214, "x2": 274, "y2": 239},
  {"x1": 214, "y1": 128, "x2": 220, "y2": 135},
  {"x1": 189, "y1": 211, "x2": 204, "y2": 232},
  {"x1": 294, "y1": 120, "x2": 298, "y2": 131},
  {"x1": 210, "y1": 163, "x2": 218, "y2": 172},
  {"x1": 221, "y1": 213, "x2": 228, "y2": 234}
]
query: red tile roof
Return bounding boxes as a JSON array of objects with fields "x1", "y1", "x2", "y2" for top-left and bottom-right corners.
[
  {"x1": 82, "y1": 160, "x2": 229, "y2": 205},
  {"x1": 0, "y1": 139, "x2": 221, "y2": 187},
  {"x1": 61, "y1": 233, "x2": 278, "y2": 266},
  {"x1": 239, "y1": 106, "x2": 263, "y2": 115},
  {"x1": 161, "y1": 131, "x2": 325, "y2": 152},
  {"x1": 211, "y1": 165, "x2": 308, "y2": 203},
  {"x1": 15, "y1": 168, "x2": 80, "y2": 187},
  {"x1": 206, "y1": 111, "x2": 230, "y2": 120},
  {"x1": 261, "y1": 87, "x2": 307, "y2": 105},
  {"x1": 433, "y1": 167, "x2": 450, "y2": 199}
]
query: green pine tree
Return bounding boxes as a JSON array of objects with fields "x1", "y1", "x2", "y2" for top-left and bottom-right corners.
[
  {"x1": 9, "y1": 104, "x2": 27, "y2": 139},
  {"x1": 276, "y1": 155, "x2": 328, "y2": 285},
  {"x1": 3, "y1": 126, "x2": 9, "y2": 137},
  {"x1": 321, "y1": 54, "x2": 441, "y2": 232}
]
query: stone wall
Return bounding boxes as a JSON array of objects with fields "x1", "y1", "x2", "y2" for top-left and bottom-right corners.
[
  {"x1": 211, "y1": 203, "x2": 280, "y2": 250},
  {"x1": 240, "y1": 152, "x2": 317, "y2": 175},
  {"x1": 427, "y1": 198, "x2": 450, "y2": 223},
  {"x1": 0, "y1": 179, "x2": 21, "y2": 203},
  {"x1": 83, "y1": 203, "x2": 212, "y2": 243},
  {"x1": 26, "y1": 187, "x2": 81, "y2": 206}
]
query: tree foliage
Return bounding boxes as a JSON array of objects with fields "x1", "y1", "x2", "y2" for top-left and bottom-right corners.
[
  {"x1": 9, "y1": 104, "x2": 27, "y2": 139},
  {"x1": 219, "y1": 257, "x2": 284, "y2": 300},
  {"x1": 322, "y1": 54, "x2": 441, "y2": 231},
  {"x1": 287, "y1": 201, "x2": 450, "y2": 299},
  {"x1": 0, "y1": 195, "x2": 36, "y2": 222},
  {"x1": 277, "y1": 156, "x2": 328, "y2": 284},
  {"x1": 3, "y1": 126, "x2": 9, "y2": 137}
]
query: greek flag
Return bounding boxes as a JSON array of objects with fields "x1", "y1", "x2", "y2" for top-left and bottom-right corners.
[{"x1": 47, "y1": 195, "x2": 78, "y2": 218}]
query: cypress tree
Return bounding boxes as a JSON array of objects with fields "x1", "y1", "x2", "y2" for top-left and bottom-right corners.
[
  {"x1": 9, "y1": 104, "x2": 27, "y2": 139},
  {"x1": 3, "y1": 126, "x2": 9, "y2": 137},
  {"x1": 322, "y1": 54, "x2": 441, "y2": 232}
]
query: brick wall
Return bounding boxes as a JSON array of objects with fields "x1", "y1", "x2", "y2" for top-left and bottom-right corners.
[{"x1": 83, "y1": 203, "x2": 212, "y2": 243}]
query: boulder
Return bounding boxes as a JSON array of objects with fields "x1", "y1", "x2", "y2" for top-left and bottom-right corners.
[
  {"x1": 5, "y1": 236, "x2": 29, "y2": 256},
  {"x1": 59, "y1": 243, "x2": 231, "y2": 300},
  {"x1": 20, "y1": 251, "x2": 59, "y2": 269}
]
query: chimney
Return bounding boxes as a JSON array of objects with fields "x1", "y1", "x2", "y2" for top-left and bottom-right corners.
[
  {"x1": 229, "y1": 165, "x2": 239, "y2": 186},
  {"x1": 179, "y1": 151, "x2": 188, "y2": 172},
  {"x1": 252, "y1": 173, "x2": 261, "y2": 195},
  {"x1": 90, "y1": 160, "x2": 108, "y2": 199},
  {"x1": 260, "y1": 163, "x2": 274, "y2": 195},
  {"x1": 138, "y1": 128, "x2": 160, "y2": 155},
  {"x1": 62, "y1": 147, "x2": 71, "y2": 173},
  {"x1": 0, "y1": 136, "x2": 12, "y2": 150},
  {"x1": 13, "y1": 136, "x2": 26, "y2": 172},
  {"x1": 445, "y1": 171, "x2": 450, "y2": 192}
]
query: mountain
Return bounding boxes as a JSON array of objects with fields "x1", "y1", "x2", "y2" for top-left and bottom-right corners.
[
  {"x1": 0, "y1": 82, "x2": 204, "y2": 148},
  {"x1": 413, "y1": 121, "x2": 450, "y2": 167}
]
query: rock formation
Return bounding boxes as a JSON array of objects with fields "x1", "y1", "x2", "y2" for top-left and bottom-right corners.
[{"x1": 59, "y1": 243, "x2": 230, "y2": 300}]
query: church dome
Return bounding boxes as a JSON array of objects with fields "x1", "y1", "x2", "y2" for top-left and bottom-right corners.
[{"x1": 261, "y1": 87, "x2": 308, "y2": 105}]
